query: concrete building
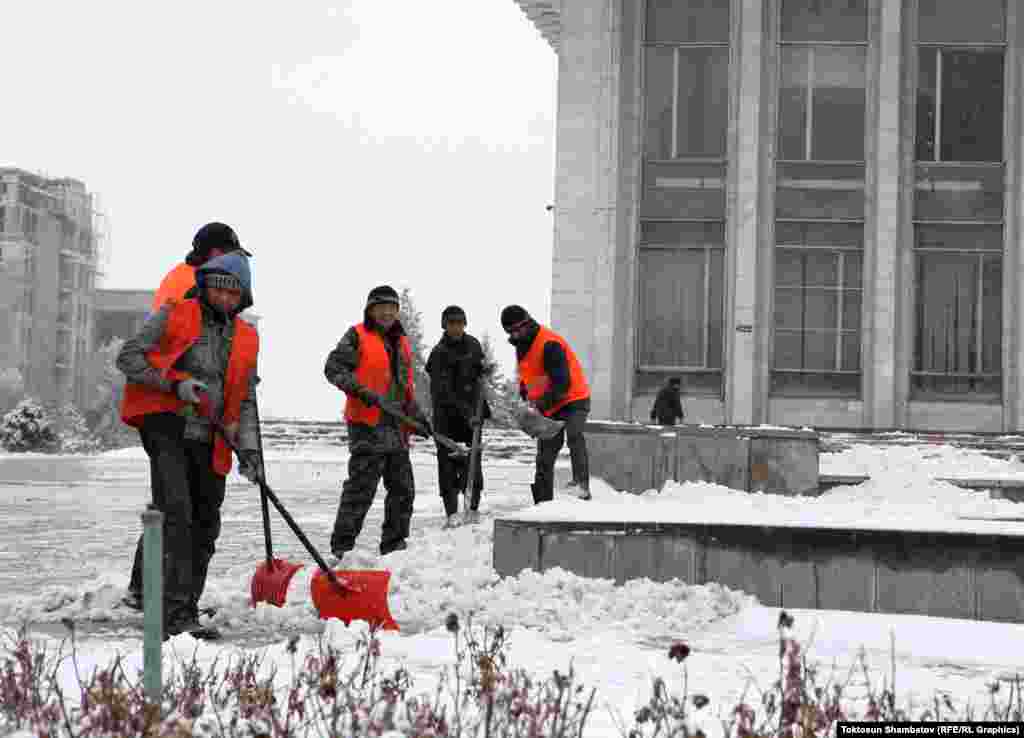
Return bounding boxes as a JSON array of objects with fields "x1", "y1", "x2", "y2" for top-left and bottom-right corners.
[
  {"x1": 0, "y1": 168, "x2": 106, "y2": 408},
  {"x1": 93, "y1": 289, "x2": 153, "y2": 348},
  {"x1": 515, "y1": 0, "x2": 1024, "y2": 432}
]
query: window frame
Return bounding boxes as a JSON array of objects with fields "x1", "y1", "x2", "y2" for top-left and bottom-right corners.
[{"x1": 636, "y1": 236, "x2": 726, "y2": 374}]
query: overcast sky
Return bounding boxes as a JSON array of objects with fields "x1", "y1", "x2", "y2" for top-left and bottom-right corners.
[{"x1": 6, "y1": 1, "x2": 557, "y2": 420}]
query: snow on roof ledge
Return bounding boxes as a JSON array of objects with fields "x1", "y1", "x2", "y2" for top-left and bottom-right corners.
[{"x1": 513, "y1": 0, "x2": 561, "y2": 52}]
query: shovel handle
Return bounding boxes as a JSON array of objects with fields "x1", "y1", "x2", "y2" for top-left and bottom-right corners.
[
  {"x1": 377, "y1": 398, "x2": 468, "y2": 456},
  {"x1": 253, "y1": 394, "x2": 273, "y2": 569},
  {"x1": 209, "y1": 417, "x2": 358, "y2": 595}
]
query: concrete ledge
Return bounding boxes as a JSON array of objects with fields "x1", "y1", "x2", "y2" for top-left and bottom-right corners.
[
  {"x1": 493, "y1": 519, "x2": 1024, "y2": 623},
  {"x1": 586, "y1": 421, "x2": 819, "y2": 495},
  {"x1": 818, "y1": 473, "x2": 1024, "y2": 501}
]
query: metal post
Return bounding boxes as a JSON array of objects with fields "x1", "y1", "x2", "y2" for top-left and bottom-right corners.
[{"x1": 141, "y1": 505, "x2": 163, "y2": 706}]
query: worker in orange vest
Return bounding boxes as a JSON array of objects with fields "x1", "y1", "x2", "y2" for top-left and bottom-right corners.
[
  {"x1": 151, "y1": 222, "x2": 251, "y2": 311},
  {"x1": 117, "y1": 252, "x2": 261, "y2": 640},
  {"x1": 501, "y1": 305, "x2": 592, "y2": 503},
  {"x1": 324, "y1": 285, "x2": 432, "y2": 562}
]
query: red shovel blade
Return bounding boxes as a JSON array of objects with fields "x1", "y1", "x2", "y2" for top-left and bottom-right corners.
[
  {"x1": 250, "y1": 558, "x2": 304, "y2": 608},
  {"x1": 310, "y1": 569, "x2": 399, "y2": 631}
]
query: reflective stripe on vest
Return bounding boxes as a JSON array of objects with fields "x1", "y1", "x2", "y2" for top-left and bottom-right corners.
[
  {"x1": 517, "y1": 325, "x2": 590, "y2": 417},
  {"x1": 344, "y1": 324, "x2": 414, "y2": 426},
  {"x1": 151, "y1": 263, "x2": 196, "y2": 313},
  {"x1": 120, "y1": 299, "x2": 259, "y2": 476}
]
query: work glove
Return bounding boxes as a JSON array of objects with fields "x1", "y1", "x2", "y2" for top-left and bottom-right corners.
[
  {"x1": 175, "y1": 378, "x2": 208, "y2": 404},
  {"x1": 237, "y1": 450, "x2": 263, "y2": 484},
  {"x1": 355, "y1": 387, "x2": 381, "y2": 407}
]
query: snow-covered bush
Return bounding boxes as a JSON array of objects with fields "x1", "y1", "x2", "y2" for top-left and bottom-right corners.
[
  {"x1": 0, "y1": 367, "x2": 25, "y2": 414},
  {"x1": 0, "y1": 398, "x2": 59, "y2": 453},
  {"x1": 54, "y1": 402, "x2": 100, "y2": 454}
]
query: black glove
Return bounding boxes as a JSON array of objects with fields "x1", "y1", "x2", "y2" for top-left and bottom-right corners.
[
  {"x1": 238, "y1": 450, "x2": 263, "y2": 483},
  {"x1": 356, "y1": 387, "x2": 381, "y2": 407}
]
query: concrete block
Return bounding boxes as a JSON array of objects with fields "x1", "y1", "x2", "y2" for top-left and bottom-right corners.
[
  {"x1": 976, "y1": 544, "x2": 1024, "y2": 623},
  {"x1": 749, "y1": 437, "x2": 818, "y2": 496},
  {"x1": 702, "y1": 527, "x2": 815, "y2": 607},
  {"x1": 586, "y1": 427, "x2": 657, "y2": 493},
  {"x1": 676, "y1": 433, "x2": 750, "y2": 490},
  {"x1": 875, "y1": 536, "x2": 974, "y2": 619},
  {"x1": 615, "y1": 533, "x2": 661, "y2": 584},
  {"x1": 492, "y1": 522, "x2": 540, "y2": 577},
  {"x1": 814, "y1": 550, "x2": 876, "y2": 613},
  {"x1": 654, "y1": 433, "x2": 677, "y2": 491},
  {"x1": 541, "y1": 531, "x2": 617, "y2": 580},
  {"x1": 654, "y1": 532, "x2": 701, "y2": 584}
]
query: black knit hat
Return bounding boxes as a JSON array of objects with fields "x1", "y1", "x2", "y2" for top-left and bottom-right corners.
[
  {"x1": 188, "y1": 222, "x2": 251, "y2": 264},
  {"x1": 500, "y1": 304, "x2": 530, "y2": 330},
  {"x1": 441, "y1": 305, "x2": 467, "y2": 327},
  {"x1": 366, "y1": 285, "x2": 401, "y2": 309}
]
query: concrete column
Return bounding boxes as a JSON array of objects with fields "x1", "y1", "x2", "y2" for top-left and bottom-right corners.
[
  {"x1": 551, "y1": 0, "x2": 626, "y2": 419},
  {"x1": 725, "y1": 0, "x2": 765, "y2": 425},
  {"x1": 1008, "y1": 1, "x2": 1023, "y2": 430},
  {"x1": 864, "y1": 0, "x2": 903, "y2": 429}
]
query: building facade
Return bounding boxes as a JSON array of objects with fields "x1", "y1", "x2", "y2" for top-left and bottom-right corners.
[{"x1": 515, "y1": 0, "x2": 1024, "y2": 432}]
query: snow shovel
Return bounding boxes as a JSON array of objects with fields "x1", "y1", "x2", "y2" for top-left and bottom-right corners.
[
  {"x1": 376, "y1": 397, "x2": 470, "y2": 457},
  {"x1": 514, "y1": 402, "x2": 565, "y2": 441},
  {"x1": 208, "y1": 415, "x2": 398, "y2": 630},
  {"x1": 248, "y1": 395, "x2": 303, "y2": 608}
]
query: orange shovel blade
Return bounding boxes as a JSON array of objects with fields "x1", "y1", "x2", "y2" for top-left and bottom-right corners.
[
  {"x1": 250, "y1": 558, "x2": 304, "y2": 608},
  {"x1": 310, "y1": 569, "x2": 399, "y2": 631}
]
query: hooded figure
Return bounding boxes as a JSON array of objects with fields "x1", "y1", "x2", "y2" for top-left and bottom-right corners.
[
  {"x1": 117, "y1": 250, "x2": 261, "y2": 640},
  {"x1": 323, "y1": 285, "x2": 431, "y2": 560},
  {"x1": 650, "y1": 377, "x2": 685, "y2": 426}
]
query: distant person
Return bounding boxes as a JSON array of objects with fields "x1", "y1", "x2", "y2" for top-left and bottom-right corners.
[
  {"x1": 650, "y1": 377, "x2": 685, "y2": 426},
  {"x1": 324, "y1": 285, "x2": 431, "y2": 563},
  {"x1": 501, "y1": 305, "x2": 592, "y2": 502},
  {"x1": 117, "y1": 252, "x2": 262, "y2": 640},
  {"x1": 151, "y1": 222, "x2": 251, "y2": 310},
  {"x1": 425, "y1": 305, "x2": 491, "y2": 528}
]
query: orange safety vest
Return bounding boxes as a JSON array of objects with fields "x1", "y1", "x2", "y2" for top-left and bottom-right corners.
[
  {"x1": 344, "y1": 324, "x2": 414, "y2": 425},
  {"x1": 120, "y1": 299, "x2": 259, "y2": 476},
  {"x1": 517, "y1": 325, "x2": 590, "y2": 417},
  {"x1": 152, "y1": 263, "x2": 196, "y2": 311}
]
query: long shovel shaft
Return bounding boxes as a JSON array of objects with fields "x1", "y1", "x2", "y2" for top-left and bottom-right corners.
[
  {"x1": 377, "y1": 399, "x2": 468, "y2": 456},
  {"x1": 212, "y1": 421, "x2": 356, "y2": 595},
  {"x1": 253, "y1": 395, "x2": 274, "y2": 568}
]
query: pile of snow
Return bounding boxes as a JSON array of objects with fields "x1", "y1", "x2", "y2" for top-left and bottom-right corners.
[{"x1": 822, "y1": 442, "x2": 1024, "y2": 480}]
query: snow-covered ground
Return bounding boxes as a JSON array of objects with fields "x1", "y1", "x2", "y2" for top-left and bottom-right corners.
[{"x1": 3, "y1": 432, "x2": 1024, "y2": 736}]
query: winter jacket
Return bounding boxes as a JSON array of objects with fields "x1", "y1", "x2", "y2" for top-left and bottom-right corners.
[
  {"x1": 118, "y1": 253, "x2": 260, "y2": 455},
  {"x1": 324, "y1": 314, "x2": 421, "y2": 452},
  {"x1": 512, "y1": 322, "x2": 589, "y2": 417},
  {"x1": 425, "y1": 332, "x2": 492, "y2": 422},
  {"x1": 650, "y1": 383, "x2": 685, "y2": 426}
]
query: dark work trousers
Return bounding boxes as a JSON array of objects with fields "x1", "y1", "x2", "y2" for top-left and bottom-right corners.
[
  {"x1": 531, "y1": 400, "x2": 590, "y2": 504},
  {"x1": 127, "y1": 412, "x2": 226, "y2": 620},
  {"x1": 434, "y1": 408, "x2": 483, "y2": 515},
  {"x1": 330, "y1": 424, "x2": 416, "y2": 556}
]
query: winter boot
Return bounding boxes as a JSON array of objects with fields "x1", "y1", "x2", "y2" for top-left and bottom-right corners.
[
  {"x1": 463, "y1": 510, "x2": 481, "y2": 525},
  {"x1": 164, "y1": 608, "x2": 222, "y2": 641},
  {"x1": 379, "y1": 539, "x2": 408, "y2": 556},
  {"x1": 575, "y1": 480, "x2": 592, "y2": 501},
  {"x1": 443, "y1": 514, "x2": 461, "y2": 529}
]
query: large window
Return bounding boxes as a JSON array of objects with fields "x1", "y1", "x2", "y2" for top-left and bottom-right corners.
[
  {"x1": 637, "y1": 223, "x2": 724, "y2": 395},
  {"x1": 773, "y1": 224, "x2": 862, "y2": 395},
  {"x1": 911, "y1": 0, "x2": 1005, "y2": 400},
  {"x1": 639, "y1": 1, "x2": 729, "y2": 395},
  {"x1": 772, "y1": 0, "x2": 867, "y2": 396}
]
